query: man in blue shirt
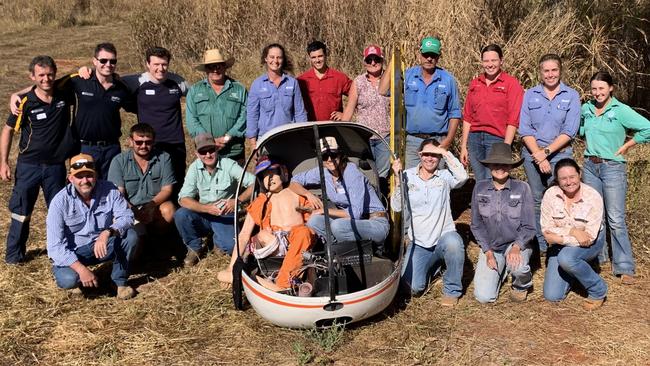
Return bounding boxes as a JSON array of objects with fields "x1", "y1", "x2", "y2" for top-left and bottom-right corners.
[
  {"x1": 380, "y1": 37, "x2": 462, "y2": 169},
  {"x1": 47, "y1": 154, "x2": 137, "y2": 299}
]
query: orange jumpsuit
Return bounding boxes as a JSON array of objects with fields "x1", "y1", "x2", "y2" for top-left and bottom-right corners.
[{"x1": 247, "y1": 194, "x2": 314, "y2": 288}]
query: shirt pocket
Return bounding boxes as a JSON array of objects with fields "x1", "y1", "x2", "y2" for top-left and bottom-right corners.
[
  {"x1": 258, "y1": 89, "x2": 274, "y2": 113},
  {"x1": 527, "y1": 100, "x2": 544, "y2": 128},
  {"x1": 225, "y1": 94, "x2": 242, "y2": 118},
  {"x1": 404, "y1": 85, "x2": 418, "y2": 106},
  {"x1": 192, "y1": 94, "x2": 211, "y2": 116},
  {"x1": 433, "y1": 90, "x2": 448, "y2": 110},
  {"x1": 477, "y1": 196, "x2": 493, "y2": 217},
  {"x1": 64, "y1": 213, "x2": 86, "y2": 233},
  {"x1": 507, "y1": 197, "x2": 522, "y2": 219},
  {"x1": 93, "y1": 205, "x2": 113, "y2": 229},
  {"x1": 281, "y1": 88, "x2": 295, "y2": 111},
  {"x1": 491, "y1": 87, "x2": 508, "y2": 113}
]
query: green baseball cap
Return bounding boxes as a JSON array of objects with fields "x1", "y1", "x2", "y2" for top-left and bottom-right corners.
[{"x1": 420, "y1": 37, "x2": 441, "y2": 54}]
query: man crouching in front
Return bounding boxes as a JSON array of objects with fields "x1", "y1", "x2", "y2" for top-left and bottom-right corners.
[{"x1": 46, "y1": 153, "x2": 137, "y2": 299}]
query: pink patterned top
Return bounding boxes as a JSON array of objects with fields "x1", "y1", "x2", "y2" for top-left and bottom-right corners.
[{"x1": 354, "y1": 73, "x2": 390, "y2": 138}]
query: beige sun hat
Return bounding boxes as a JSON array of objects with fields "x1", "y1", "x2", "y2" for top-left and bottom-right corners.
[{"x1": 195, "y1": 48, "x2": 235, "y2": 71}]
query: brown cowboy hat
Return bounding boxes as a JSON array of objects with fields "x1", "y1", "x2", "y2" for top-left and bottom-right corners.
[
  {"x1": 479, "y1": 142, "x2": 523, "y2": 167},
  {"x1": 195, "y1": 48, "x2": 235, "y2": 71}
]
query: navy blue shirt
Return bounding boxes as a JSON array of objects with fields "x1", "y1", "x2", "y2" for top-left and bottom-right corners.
[
  {"x1": 57, "y1": 72, "x2": 136, "y2": 142},
  {"x1": 122, "y1": 72, "x2": 188, "y2": 144},
  {"x1": 6, "y1": 86, "x2": 75, "y2": 164},
  {"x1": 470, "y1": 178, "x2": 536, "y2": 252}
]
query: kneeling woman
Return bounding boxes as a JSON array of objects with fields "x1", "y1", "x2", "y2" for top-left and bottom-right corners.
[
  {"x1": 541, "y1": 158, "x2": 607, "y2": 310},
  {"x1": 290, "y1": 137, "x2": 389, "y2": 249},
  {"x1": 471, "y1": 143, "x2": 536, "y2": 303}
]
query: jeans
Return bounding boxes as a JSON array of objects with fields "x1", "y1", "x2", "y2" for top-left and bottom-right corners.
[
  {"x1": 543, "y1": 237, "x2": 608, "y2": 301},
  {"x1": 174, "y1": 207, "x2": 235, "y2": 254},
  {"x1": 6, "y1": 162, "x2": 66, "y2": 263},
  {"x1": 306, "y1": 215, "x2": 389, "y2": 248},
  {"x1": 52, "y1": 228, "x2": 138, "y2": 288},
  {"x1": 582, "y1": 159, "x2": 635, "y2": 275},
  {"x1": 467, "y1": 131, "x2": 504, "y2": 182},
  {"x1": 521, "y1": 147, "x2": 573, "y2": 253},
  {"x1": 473, "y1": 243, "x2": 532, "y2": 303},
  {"x1": 400, "y1": 231, "x2": 464, "y2": 297},
  {"x1": 405, "y1": 134, "x2": 446, "y2": 169},
  {"x1": 370, "y1": 136, "x2": 391, "y2": 178},
  {"x1": 80, "y1": 143, "x2": 121, "y2": 180}
]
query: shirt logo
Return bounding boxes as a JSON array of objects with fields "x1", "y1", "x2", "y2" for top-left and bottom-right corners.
[
  {"x1": 561, "y1": 99, "x2": 570, "y2": 103},
  {"x1": 285, "y1": 86, "x2": 294, "y2": 90},
  {"x1": 510, "y1": 194, "x2": 521, "y2": 199},
  {"x1": 55, "y1": 101, "x2": 66, "y2": 108},
  {"x1": 82, "y1": 91, "x2": 94, "y2": 97},
  {"x1": 229, "y1": 92, "x2": 238, "y2": 99},
  {"x1": 169, "y1": 88, "x2": 180, "y2": 94},
  {"x1": 32, "y1": 108, "x2": 44, "y2": 113},
  {"x1": 260, "y1": 87, "x2": 268, "y2": 92},
  {"x1": 606, "y1": 111, "x2": 615, "y2": 119},
  {"x1": 111, "y1": 96, "x2": 121, "y2": 103},
  {"x1": 437, "y1": 85, "x2": 446, "y2": 89},
  {"x1": 36, "y1": 113, "x2": 47, "y2": 120},
  {"x1": 145, "y1": 89, "x2": 156, "y2": 95}
]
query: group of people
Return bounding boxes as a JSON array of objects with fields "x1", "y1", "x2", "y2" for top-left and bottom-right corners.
[{"x1": 1, "y1": 36, "x2": 648, "y2": 306}]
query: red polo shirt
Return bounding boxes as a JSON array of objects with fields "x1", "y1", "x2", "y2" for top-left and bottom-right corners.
[
  {"x1": 462, "y1": 71, "x2": 523, "y2": 138},
  {"x1": 297, "y1": 68, "x2": 352, "y2": 121}
]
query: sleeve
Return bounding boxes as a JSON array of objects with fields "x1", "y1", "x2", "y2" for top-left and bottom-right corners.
[
  {"x1": 344, "y1": 167, "x2": 367, "y2": 219},
  {"x1": 620, "y1": 104, "x2": 650, "y2": 144},
  {"x1": 120, "y1": 74, "x2": 141, "y2": 94},
  {"x1": 540, "y1": 189, "x2": 556, "y2": 234},
  {"x1": 515, "y1": 182, "x2": 536, "y2": 249},
  {"x1": 291, "y1": 168, "x2": 319, "y2": 186},
  {"x1": 518, "y1": 90, "x2": 534, "y2": 137},
  {"x1": 462, "y1": 81, "x2": 475, "y2": 123},
  {"x1": 582, "y1": 190, "x2": 604, "y2": 242},
  {"x1": 246, "y1": 195, "x2": 267, "y2": 226},
  {"x1": 6, "y1": 95, "x2": 28, "y2": 130},
  {"x1": 234, "y1": 164, "x2": 255, "y2": 188},
  {"x1": 178, "y1": 163, "x2": 199, "y2": 200},
  {"x1": 442, "y1": 152, "x2": 469, "y2": 189},
  {"x1": 108, "y1": 187, "x2": 135, "y2": 236},
  {"x1": 578, "y1": 104, "x2": 589, "y2": 137},
  {"x1": 246, "y1": 81, "x2": 261, "y2": 138},
  {"x1": 446, "y1": 76, "x2": 462, "y2": 119},
  {"x1": 293, "y1": 79, "x2": 308, "y2": 122},
  {"x1": 227, "y1": 85, "x2": 247, "y2": 138},
  {"x1": 168, "y1": 73, "x2": 189, "y2": 96},
  {"x1": 390, "y1": 185, "x2": 402, "y2": 213},
  {"x1": 506, "y1": 78, "x2": 524, "y2": 127},
  {"x1": 46, "y1": 194, "x2": 79, "y2": 267},
  {"x1": 470, "y1": 184, "x2": 491, "y2": 252},
  {"x1": 160, "y1": 153, "x2": 177, "y2": 186},
  {"x1": 185, "y1": 85, "x2": 207, "y2": 137},
  {"x1": 560, "y1": 89, "x2": 581, "y2": 138},
  {"x1": 106, "y1": 155, "x2": 124, "y2": 188}
]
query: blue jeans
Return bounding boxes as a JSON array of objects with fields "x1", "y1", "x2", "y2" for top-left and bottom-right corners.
[
  {"x1": 405, "y1": 134, "x2": 446, "y2": 169},
  {"x1": 543, "y1": 238, "x2": 608, "y2": 301},
  {"x1": 173, "y1": 208, "x2": 235, "y2": 254},
  {"x1": 370, "y1": 136, "x2": 391, "y2": 178},
  {"x1": 582, "y1": 159, "x2": 635, "y2": 275},
  {"x1": 80, "y1": 143, "x2": 121, "y2": 180},
  {"x1": 307, "y1": 215, "x2": 389, "y2": 247},
  {"x1": 400, "y1": 231, "x2": 464, "y2": 297},
  {"x1": 467, "y1": 131, "x2": 504, "y2": 182},
  {"x1": 521, "y1": 147, "x2": 573, "y2": 253},
  {"x1": 473, "y1": 243, "x2": 532, "y2": 303},
  {"x1": 6, "y1": 162, "x2": 66, "y2": 263},
  {"x1": 52, "y1": 228, "x2": 138, "y2": 288}
]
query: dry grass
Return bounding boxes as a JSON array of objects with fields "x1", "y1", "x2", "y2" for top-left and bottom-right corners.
[{"x1": 0, "y1": 1, "x2": 649, "y2": 365}]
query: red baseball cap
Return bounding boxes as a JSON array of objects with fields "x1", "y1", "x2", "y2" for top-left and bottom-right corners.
[{"x1": 363, "y1": 45, "x2": 383, "y2": 59}]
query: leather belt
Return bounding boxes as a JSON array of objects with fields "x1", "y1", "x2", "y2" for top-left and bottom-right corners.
[
  {"x1": 369, "y1": 211, "x2": 387, "y2": 219},
  {"x1": 409, "y1": 133, "x2": 444, "y2": 139},
  {"x1": 80, "y1": 140, "x2": 118, "y2": 147},
  {"x1": 587, "y1": 156, "x2": 606, "y2": 164}
]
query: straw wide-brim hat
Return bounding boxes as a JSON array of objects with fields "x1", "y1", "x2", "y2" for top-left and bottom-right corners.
[
  {"x1": 479, "y1": 142, "x2": 523, "y2": 167},
  {"x1": 195, "y1": 48, "x2": 235, "y2": 71}
]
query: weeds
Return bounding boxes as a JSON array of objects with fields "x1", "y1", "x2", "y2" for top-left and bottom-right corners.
[{"x1": 307, "y1": 323, "x2": 346, "y2": 353}]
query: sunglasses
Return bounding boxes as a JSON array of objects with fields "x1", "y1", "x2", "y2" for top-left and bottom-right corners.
[
  {"x1": 364, "y1": 56, "x2": 383, "y2": 65},
  {"x1": 419, "y1": 152, "x2": 441, "y2": 158},
  {"x1": 205, "y1": 63, "x2": 225, "y2": 71},
  {"x1": 421, "y1": 52, "x2": 439, "y2": 60},
  {"x1": 198, "y1": 147, "x2": 217, "y2": 156},
  {"x1": 96, "y1": 58, "x2": 117, "y2": 65},
  {"x1": 322, "y1": 152, "x2": 340, "y2": 161},
  {"x1": 71, "y1": 161, "x2": 95, "y2": 170},
  {"x1": 133, "y1": 140, "x2": 154, "y2": 146}
]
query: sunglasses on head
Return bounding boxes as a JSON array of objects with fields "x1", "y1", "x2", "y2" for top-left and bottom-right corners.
[
  {"x1": 419, "y1": 152, "x2": 441, "y2": 158},
  {"x1": 133, "y1": 140, "x2": 153, "y2": 146},
  {"x1": 71, "y1": 161, "x2": 95, "y2": 170},
  {"x1": 364, "y1": 56, "x2": 383, "y2": 65},
  {"x1": 322, "y1": 151, "x2": 340, "y2": 161},
  {"x1": 96, "y1": 58, "x2": 117, "y2": 65},
  {"x1": 198, "y1": 147, "x2": 217, "y2": 156}
]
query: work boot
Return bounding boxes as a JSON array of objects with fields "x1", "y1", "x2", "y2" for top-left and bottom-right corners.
[
  {"x1": 621, "y1": 274, "x2": 636, "y2": 285},
  {"x1": 440, "y1": 295, "x2": 459, "y2": 307},
  {"x1": 116, "y1": 286, "x2": 136, "y2": 300},
  {"x1": 184, "y1": 249, "x2": 200, "y2": 267},
  {"x1": 583, "y1": 298, "x2": 604, "y2": 311},
  {"x1": 509, "y1": 289, "x2": 528, "y2": 302}
]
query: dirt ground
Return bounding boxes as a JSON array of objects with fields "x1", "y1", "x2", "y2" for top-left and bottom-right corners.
[{"x1": 0, "y1": 23, "x2": 648, "y2": 366}]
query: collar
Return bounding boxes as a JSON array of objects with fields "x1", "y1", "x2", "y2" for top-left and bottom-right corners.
[
  {"x1": 262, "y1": 72, "x2": 287, "y2": 84},
  {"x1": 415, "y1": 164, "x2": 439, "y2": 180},
  {"x1": 478, "y1": 71, "x2": 505, "y2": 84},
  {"x1": 414, "y1": 66, "x2": 442, "y2": 82},
  {"x1": 197, "y1": 157, "x2": 222, "y2": 172},
  {"x1": 585, "y1": 96, "x2": 621, "y2": 115},
  {"x1": 554, "y1": 183, "x2": 586, "y2": 203},
  {"x1": 126, "y1": 149, "x2": 159, "y2": 164},
  {"x1": 486, "y1": 178, "x2": 512, "y2": 191},
  {"x1": 531, "y1": 81, "x2": 569, "y2": 95}
]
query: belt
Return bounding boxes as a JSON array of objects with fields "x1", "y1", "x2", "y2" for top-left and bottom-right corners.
[
  {"x1": 587, "y1": 156, "x2": 606, "y2": 164},
  {"x1": 369, "y1": 211, "x2": 387, "y2": 219},
  {"x1": 80, "y1": 139, "x2": 118, "y2": 146},
  {"x1": 409, "y1": 133, "x2": 444, "y2": 139}
]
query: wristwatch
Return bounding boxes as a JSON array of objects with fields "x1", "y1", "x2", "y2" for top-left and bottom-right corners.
[
  {"x1": 543, "y1": 147, "x2": 551, "y2": 156},
  {"x1": 223, "y1": 134, "x2": 232, "y2": 143}
]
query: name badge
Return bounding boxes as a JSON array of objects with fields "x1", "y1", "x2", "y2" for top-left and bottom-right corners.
[
  {"x1": 82, "y1": 91, "x2": 94, "y2": 97},
  {"x1": 145, "y1": 89, "x2": 155, "y2": 95},
  {"x1": 36, "y1": 113, "x2": 47, "y2": 120},
  {"x1": 335, "y1": 186, "x2": 346, "y2": 194}
]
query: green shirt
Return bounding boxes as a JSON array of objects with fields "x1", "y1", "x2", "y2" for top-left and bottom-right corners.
[
  {"x1": 185, "y1": 78, "x2": 247, "y2": 159},
  {"x1": 107, "y1": 149, "x2": 176, "y2": 206},
  {"x1": 178, "y1": 157, "x2": 254, "y2": 204},
  {"x1": 580, "y1": 97, "x2": 650, "y2": 162}
]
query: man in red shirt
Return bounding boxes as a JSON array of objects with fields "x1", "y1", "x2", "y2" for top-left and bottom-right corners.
[{"x1": 297, "y1": 41, "x2": 352, "y2": 121}]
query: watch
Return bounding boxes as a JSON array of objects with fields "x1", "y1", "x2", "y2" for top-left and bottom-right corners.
[
  {"x1": 543, "y1": 147, "x2": 551, "y2": 156},
  {"x1": 223, "y1": 134, "x2": 232, "y2": 143}
]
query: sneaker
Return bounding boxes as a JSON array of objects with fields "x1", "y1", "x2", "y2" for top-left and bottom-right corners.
[
  {"x1": 116, "y1": 286, "x2": 136, "y2": 300},
  {"x1": 184, "y1": 249, "x2": 200, "y2": 267},
  {"x1": 583, "y1": 298, "x2": 604, "y2": 311},
  {"x1": 621, "y1": 274, "x2": 636, "y2": 285},
  {"x1": 440, "y1": 295, "x2": 459, "y2": 307},
  {"x1": 509, "y1": 289, "x2": 528, "y2": 302}
]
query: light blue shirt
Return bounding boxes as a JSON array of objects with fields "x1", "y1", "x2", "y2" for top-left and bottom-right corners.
[
  {"x1": 403, "y1": 66, "x2": 461, "y2": 134},
  {"x1": 46, "y1": 180, "x2": 134, "y2": 267},
  {"x1": 292, "y1": 163, "x2": 384, "y2": 219},
  {"x1": 518, "y1": 82, "x2": 581, "y2": 146},
  {"x1": 391, "y1": 153, "x2": 468, "y2": 248},
  {"x1": 179, "y1": 157, "x2": 254, "y2": 204},
  {"x1": 246, "y1": 73, "x2": 308, "y2": 139}
]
